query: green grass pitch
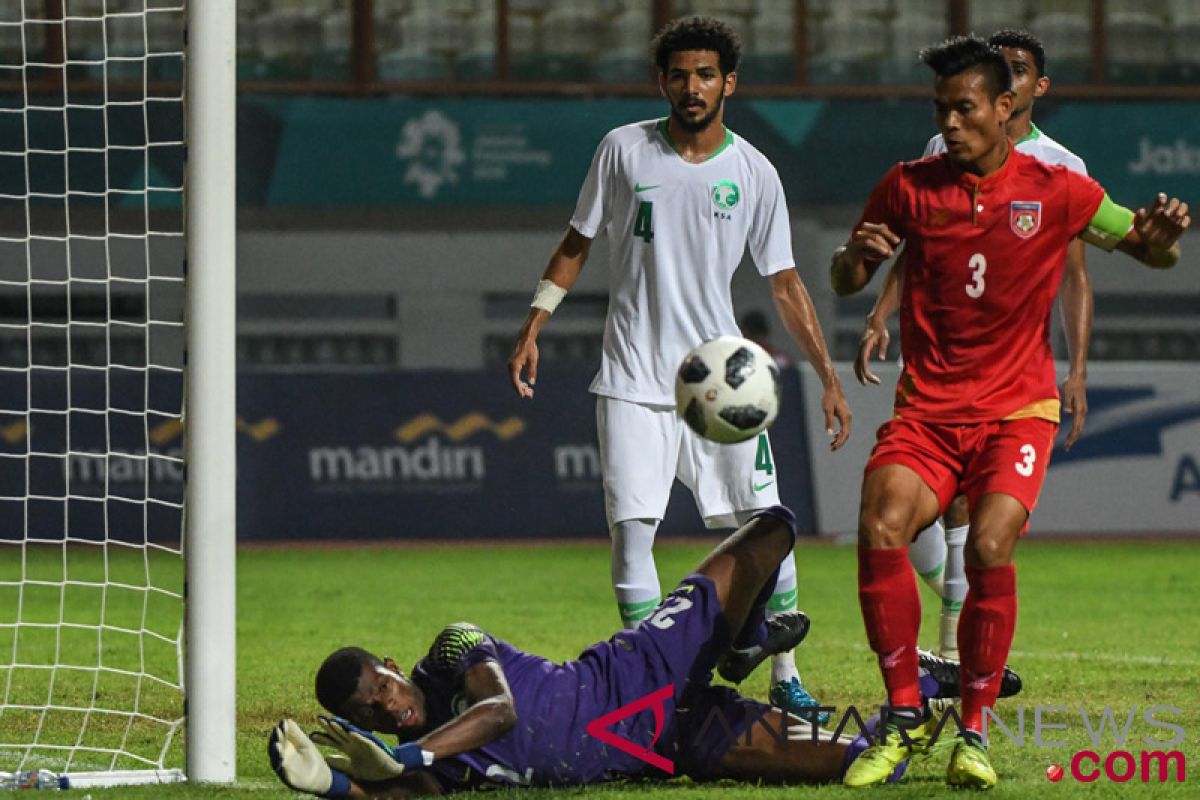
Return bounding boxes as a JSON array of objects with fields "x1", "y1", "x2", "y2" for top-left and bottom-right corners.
[{"x1": 6, "y1": 538, "x2": 1199, "y2": 797}]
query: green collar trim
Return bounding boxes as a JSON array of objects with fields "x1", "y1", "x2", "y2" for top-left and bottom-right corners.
[
  {"x1": 657, "y1": 118, "x2": 734, "y2": 161},
  {"x1": 1015, "y1": 121, "x2": 1041, "y2": 145}
]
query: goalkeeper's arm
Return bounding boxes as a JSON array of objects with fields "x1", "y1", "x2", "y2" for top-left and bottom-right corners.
[{"x1": 418, "y1": 659, "x2": 517, "y2": 758}]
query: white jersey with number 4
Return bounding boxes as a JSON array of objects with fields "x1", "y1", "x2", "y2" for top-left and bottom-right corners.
[
  {"x1": 924, "y1": 122, "x2": 1088, "y2": 175},
  {"x1": 571, "y1": 119, "x2": 795, "y2": 406}
]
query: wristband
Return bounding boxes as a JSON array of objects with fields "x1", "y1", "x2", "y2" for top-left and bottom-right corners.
[
  {"x1": 531, "y1": 279, "x2": 567, "y2": 314},
  {"x1": 323, "y1": 768, "x2": 352, "y2": 798},
  {"x1": 394, "y1": 742, "x2": 436, "y2": 769}
]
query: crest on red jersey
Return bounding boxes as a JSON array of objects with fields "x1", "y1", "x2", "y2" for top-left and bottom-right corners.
[{"x1": 1010, "y1": 201, "x2": 1042, "y2": 239}]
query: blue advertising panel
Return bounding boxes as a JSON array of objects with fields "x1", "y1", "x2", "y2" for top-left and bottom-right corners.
[
  {"x1": 0, "y1": 367, "x2": 814, "y2": 543},
  {"x1": 236, "y1": 367, "x2": 815, "y2": 541}
]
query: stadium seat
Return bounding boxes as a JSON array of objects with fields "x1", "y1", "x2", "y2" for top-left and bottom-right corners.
[
  {"x1": 311, "y1": 10, "x2": 352, "y2": 81},
  {"x1": 808, "y1": 13, "x2": 885, "y2": 85},
  {"x1": 1031, "y1": 11, "x2": 1091, "y2": 82},
  {"x1": 1032, "y1": 0, "x2": 1090, "y2": 15},
  {"x1": 1109, "y1": 0, "x2": 1167, "y2": 16},
  {"x1": 399, "y1": 9, "x2": 466, "y2": 55},
  {"x1": 877, "y1": 55, "x2": 928, "y2": 85},
  {"x1": 251, "y1": 7, "x2": 322, "y2": 81},
  {"x1": 684, "y1": 0, "x2": 757, "y2": 14},
  {"x1": 373, "y1": 0, "x2": 412, "y2": 16},
  {"x1": 968, "y1": 0, "x2": 1030, "y2": 31},
  {"x1": 808, "y1": 54, "x2": 882, "y2": 85},
  {"x1": 890, "y1": 12, "x2": 946, "y2": 65},
  {"x1": 542, "y1": 7, "x2": 600, "y2": 56},
  {"x1": 507, "y1": 14, "x2": 537, "y2": 54},
  {"x1": 456, "y1": 52, "x2": 495, "y2": 82},
  {"x1": 454, "y1": 8, "x2": 497, "y2": 81},
  {"x1": 321, "y1": 9, "x2": 352, "y2": 51},
  {"x1": 1157, "y1": 60, "x2": 1200, "y2": 84},
  {"x1": 1046, "y1": 59, "x2": 1091, "y2": 84},
  {"x1": 1160, "y1": 16, "x2": 1200, "y2": 83},
  {"x1": 825, "y1": 0, "x2": 893, "y2": 22},
  {"x1": 738, "y1": 54, "x2": 795, "y2": 84},
  {"x1": 592, "y1": 52, "x2": 651, "y2": 84},
  {"x1": 749, "y1": 13, "x2": 795, "y2": 61},
  {"x1": 745, "y1": 15, "x2": 795, "y2": 85},
  {"x1": 509, "y1": 0, "x2": 549, "y2": 12},
  {"x1": 1168, "y1": 0, "x2": 1200, "y2": 23},
  {"x1": 377, "y1": 48, "x2": 451, "y2": 82},
  {"x1": 513, "y1": 54, "x2": 591, "y2": 83},
  {"x1": 408, "y1": 0, "x2": 477, "y2": 15},
  {"x1": 604, "y1": 9, "x2": 654, "y2": 54},
  {"x1": 311, "y1": 48, "x2": 351, "y2": 81},
  {"x1": 1106, "y1": 11, "x2": 1168, "y2": 85}
]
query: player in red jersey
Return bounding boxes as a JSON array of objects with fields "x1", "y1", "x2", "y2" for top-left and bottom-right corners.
[{"x1": 830, "y1": 36, "x2": 1189, "y2": 789}]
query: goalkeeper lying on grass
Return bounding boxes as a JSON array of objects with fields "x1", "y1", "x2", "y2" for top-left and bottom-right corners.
[{"x1": 269, "y1": 506, "x2": 1011, "y2": 797}]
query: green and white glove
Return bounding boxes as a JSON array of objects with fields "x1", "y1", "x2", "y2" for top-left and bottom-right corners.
[
  {"x1": 311, "y1": 716, "x2": 434, "y2": 782},
  {"x1": 268, "y1": 719, "x2": 352, "y2": 798}
]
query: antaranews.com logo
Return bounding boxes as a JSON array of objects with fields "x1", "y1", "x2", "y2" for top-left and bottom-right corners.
[{"x1": 587, "y1": 688, "x2": 1187, "y2": 784}]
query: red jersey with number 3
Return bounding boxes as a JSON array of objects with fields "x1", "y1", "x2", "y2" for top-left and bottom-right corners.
[{"x1": 857, "y1": 148, "x2": 1105, "y2": 422}]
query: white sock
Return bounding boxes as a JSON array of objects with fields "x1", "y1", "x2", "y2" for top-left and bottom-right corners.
[
  {"x1": 767, "y1": 550, "x2": 800, "y2": 684},
  {"x1": 909, "y1": 518, "x2": 948, "y2": 596},
  {"x1": 940, "y1": 524, "x2": 969, "y2": 658},
  {"x1": 610, "y1": 518, "x2": 661, "y2": 629}
]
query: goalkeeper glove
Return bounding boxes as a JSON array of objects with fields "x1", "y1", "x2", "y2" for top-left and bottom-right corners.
[
  {"x1": 268, "y1": 719, "x2": 353, "y2": 798},
  {"x1": 311, "y1": 716, "x2": 434, "y2": 782}
]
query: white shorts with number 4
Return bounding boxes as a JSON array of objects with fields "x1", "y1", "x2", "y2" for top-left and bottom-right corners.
[{"x1": 596, "y1": 395, "x2": 781, "y2": 530}]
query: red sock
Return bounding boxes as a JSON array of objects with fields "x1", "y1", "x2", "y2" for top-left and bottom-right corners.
[
  {"x1": 959, "y1": 564, "x2": 1018, "y2": 733},
  {"x1": 858, "y1": 546, "x2": 923, "y2": 709}
]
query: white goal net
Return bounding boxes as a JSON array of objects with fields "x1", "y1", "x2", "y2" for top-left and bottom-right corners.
[{"x1": 0, "y1": 1, "x2": 191, "y2": 783}]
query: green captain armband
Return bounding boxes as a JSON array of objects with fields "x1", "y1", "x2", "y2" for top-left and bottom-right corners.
[{"x1": 1079, "y1": 193, "x2": 1135, "y2": 252}]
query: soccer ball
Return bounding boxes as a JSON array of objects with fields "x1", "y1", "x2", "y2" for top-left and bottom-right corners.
[{"x1": 675, "y1": 336, "x2": 781, "y2": 444}]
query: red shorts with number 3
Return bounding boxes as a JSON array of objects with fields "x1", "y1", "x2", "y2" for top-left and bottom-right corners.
[{"x1": 865, "y1": 416, "x2": 1058, "y2": 518}]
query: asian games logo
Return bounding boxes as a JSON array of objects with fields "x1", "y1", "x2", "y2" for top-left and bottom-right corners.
[
  {"x1": 1010, "y1": 200, "x2": 1042, "y2": 238},
  {"x1": 396, "y1": 109, "x2": 466, "y2": 198}
]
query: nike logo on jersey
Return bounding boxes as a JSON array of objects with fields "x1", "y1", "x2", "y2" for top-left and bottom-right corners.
[
  {"x1": 634, "y1": 183, "x2": 661, "y2": 193},
  {"x1": 753, "y1": 480, "x2": 775, "y2": 492}
]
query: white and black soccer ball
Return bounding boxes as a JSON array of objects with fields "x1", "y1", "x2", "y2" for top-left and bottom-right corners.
[{"x1": 675, "y1": 336, "x2": 781, "y2": 444}]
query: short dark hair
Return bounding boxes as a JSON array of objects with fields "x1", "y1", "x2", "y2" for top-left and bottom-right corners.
[
  {"x1": 989, "y1": 28, "x2": 1046, "y2": 76},
  {"x1": 920, "y1": 35, "x2": 1012, "y2": 98},
  {"x1": 652, "y1": 15, "x2": 742, "y2": 76},
  {"x1": 315, "y1": 646, "x2": 380, "y2": 714}
]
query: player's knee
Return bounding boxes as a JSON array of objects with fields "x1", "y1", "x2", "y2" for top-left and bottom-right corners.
[
  {"x1": 858, "y1": 507, "x2": 910, "y2": 548},
  {"x1": 753, "y1": 505, "x2": 797, "y2": 541},
  {"x1": 965, "y1": 533, "x2": 1012, "y2": 568}
]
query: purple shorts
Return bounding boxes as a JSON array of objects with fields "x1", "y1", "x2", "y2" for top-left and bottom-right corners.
[{"x1": 578, "y1": 574, "x2": 768, "y2": 779}]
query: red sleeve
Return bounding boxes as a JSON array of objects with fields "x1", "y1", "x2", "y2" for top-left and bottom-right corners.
[
  {"x1": 853, "y1": 163, "x2": 906, "y2": 239},
  {"x1": 1065, "y1": 168, "x2": 1106, "y2": 238}
]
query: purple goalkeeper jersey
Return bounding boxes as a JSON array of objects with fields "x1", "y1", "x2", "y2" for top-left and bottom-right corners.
[{"x1": 413, "y1": 576, "x2": 767, "y2": 792}]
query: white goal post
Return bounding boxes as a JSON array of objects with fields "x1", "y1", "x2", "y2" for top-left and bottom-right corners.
[
  {"x1": 0, "y1": 0, "x2": 235, "y2": 787},
  {"x1": 184, "y1": 0, "x2": 236, "y2": 786}
]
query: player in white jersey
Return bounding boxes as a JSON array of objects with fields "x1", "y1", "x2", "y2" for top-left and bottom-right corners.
[
  {"x1": 507, "y1": 16, "x2": 850, "y2": 720},
  {"x1": 854, "y1": 30, "x2": 1093, "y2": 660}
]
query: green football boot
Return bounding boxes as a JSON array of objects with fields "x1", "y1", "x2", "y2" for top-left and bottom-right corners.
[
  {"x1": 843, "y1": 715, "x2": 935, "y2": 788},
  {"x1": 946, "y1": 737, "x2": 998, "y2": 790}
]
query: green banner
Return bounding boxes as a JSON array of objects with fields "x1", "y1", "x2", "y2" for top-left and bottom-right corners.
[{"x1": 239, "y1": 96, "x2": 1200, "y2": 209}]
